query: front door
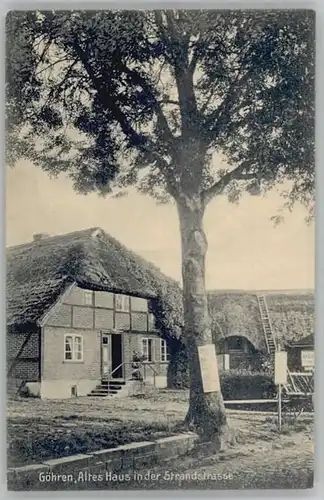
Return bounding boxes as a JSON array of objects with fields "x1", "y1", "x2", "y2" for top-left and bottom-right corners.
[
  {"x1": 101, "y1": 333, "x2": 124, "y2": 378},
  {"x1": 101, "y1": 334, "x2": 112, "y2": 376}
]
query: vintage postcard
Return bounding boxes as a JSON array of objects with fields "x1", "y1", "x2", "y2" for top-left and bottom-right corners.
[{"x1": 6, "y1": 9, "x2": 315, "y2": 491}]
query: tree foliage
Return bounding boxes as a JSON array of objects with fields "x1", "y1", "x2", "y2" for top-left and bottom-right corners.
[{"x1": 6, "y1": 9, "x2": 315, "y2": 216}]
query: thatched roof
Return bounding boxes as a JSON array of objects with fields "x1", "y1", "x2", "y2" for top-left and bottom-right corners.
[
  {"x1": 6, "y1": 227, "x2": 183, "y2": 334},
  {"x1": 208, "y1": 290, "x2": 314, "y2": 352}
]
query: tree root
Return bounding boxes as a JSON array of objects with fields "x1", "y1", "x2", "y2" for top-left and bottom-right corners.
[{"x1": 184, "y1": 402, "x2": 235, "y2": 452}]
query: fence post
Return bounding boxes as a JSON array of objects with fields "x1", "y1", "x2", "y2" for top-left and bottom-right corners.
[
  {"x1": 278, "y1": 383, "x2": 282, "y2": 431},
  {"x1": 275, "y1": 344, "x2": 287, "y2": 431}
]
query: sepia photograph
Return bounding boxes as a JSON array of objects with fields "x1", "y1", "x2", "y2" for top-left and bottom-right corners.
[{"x1": 5, "y1": 9, "x2": 315, "y2": 491}]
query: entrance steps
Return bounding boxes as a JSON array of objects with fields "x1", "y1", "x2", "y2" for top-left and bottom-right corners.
[{"x1": 87, "y1": 379, "x2": 127, "y2": 397}]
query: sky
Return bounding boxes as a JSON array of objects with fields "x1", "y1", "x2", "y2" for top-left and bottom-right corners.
[{"x1": 6, "y1": 160, "x2": 315, "y2": 291}]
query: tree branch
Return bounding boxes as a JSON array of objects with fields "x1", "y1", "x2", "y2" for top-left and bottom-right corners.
[
  {"x1": 159, "y1": 99, "x2": 180, "y2": 106},
  {"x1": 120, "y1": 64, "x2": 175, "y2": 147},
  {"x1": 165, "y1": 10, "x2": 179, "y2": 41},
  {"x1": 71, "y1": 38, "x2": 182, "y2": 201},
  {"x1": 205, "y1": 68, "x2": 254, "y2": 138},
  {"x1": 35, "y1": 56, "x2": 71, "y2": 77},
  {"x1": 188, "y1": 35, "x2": 202, "y2": 75},
  {"x1": 72, "y1": 42, "x2": 149, "y2": 144},
  {"x1": 199, "y1": 86, "x2": 216, "y2": 115},
  {"x1": 49, "y1": 58, "x2": 79, "y2": 100},
  {"x1": 154, "y1": 10, "x2": 168, "y2": 42},
  {"x1": 202, "y1": 165, "x2": 256, "y2": 205}
]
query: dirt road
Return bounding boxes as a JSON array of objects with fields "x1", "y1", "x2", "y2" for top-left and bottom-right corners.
[{"x1": 106, "y1": 426, "x2": 314, "y2": 490}]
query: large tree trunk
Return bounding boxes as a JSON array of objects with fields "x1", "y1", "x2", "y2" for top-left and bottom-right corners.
[{"x1": 177, "y1": 195, "x2": 229, "y2": 448}]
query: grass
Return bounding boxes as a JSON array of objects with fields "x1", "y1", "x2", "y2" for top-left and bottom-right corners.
[
  {"x1": 7, "y1": 389, "x2": 314, "y2": 469},
  {"x1": 7, "y1": 389, "x2": 188, "y2": 467}
]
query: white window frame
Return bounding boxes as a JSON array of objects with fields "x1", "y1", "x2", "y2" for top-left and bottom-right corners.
[
  {"x1": 160, "y1": 339, "x2": 168, "y2": 362},
  {"x1": 64, "y1": 334, "x2": 84, "y2": 362},
  {"x1": 142, "y1": 338, "x2": 155, "y2": 362},
  {"x1": 84, "y1": 291, "x2": 93, "y2": 306},
  {"x1": 115, "y1": 294, "x2": 130, "y2": 312}
]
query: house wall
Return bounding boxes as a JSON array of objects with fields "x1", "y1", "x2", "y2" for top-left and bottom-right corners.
[
  {"x1": 41, "y1": 326, "x2": 101, "y2": 399},
  {"x1": 7, "y1": 330, "x2": 40, "y2": 395},
  {"x1": 126, "y1": 331, "x2": 169, "y2": 387},
  {"x1": 41, "y1": 285, "x2": 169, "y2": 398},
  {"x1": 45, "y1": 285, "x2": 159, "y2": 333}
]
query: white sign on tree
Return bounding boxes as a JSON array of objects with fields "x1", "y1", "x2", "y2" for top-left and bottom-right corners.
[{"x1": 198, "y1": 344, "x2": 221, "y2": 393}]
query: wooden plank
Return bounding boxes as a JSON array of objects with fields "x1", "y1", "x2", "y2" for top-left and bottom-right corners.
[
  {"x1": 289, "y1": 371, "x2": 313, "y2": 376},
  {"x1": 224, "y1": 399, "x2": 283, "y2": 404}
]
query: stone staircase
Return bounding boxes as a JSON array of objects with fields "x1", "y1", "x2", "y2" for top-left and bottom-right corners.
[{"x1": 87, "y1": 379, "x2": 127, "y2": 397}]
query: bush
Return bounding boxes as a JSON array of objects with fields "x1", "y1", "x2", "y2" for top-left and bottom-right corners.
[{"x1": 220, "y1": 369, "x2": 276, "y2": 401}]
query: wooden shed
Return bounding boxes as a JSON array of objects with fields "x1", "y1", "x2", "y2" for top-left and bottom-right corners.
[{"x1": 287, "y1": 334, "x2": 315, "y2": 372}]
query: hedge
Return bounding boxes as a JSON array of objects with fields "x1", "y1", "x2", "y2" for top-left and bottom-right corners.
[
  {"x1": 168, "y1": 367, "x2": 277, "y2": 404},
  {"x1": 220, "y1": 370, "x2": 276, "y2": 401}
]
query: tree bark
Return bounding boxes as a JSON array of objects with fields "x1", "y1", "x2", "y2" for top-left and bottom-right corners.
[{"x1": 177, "y1": 195, "x2": 229, "y2": 448}]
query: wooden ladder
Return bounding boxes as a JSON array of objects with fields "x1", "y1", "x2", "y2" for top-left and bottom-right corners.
[
  {"x1": 257, "y1": 295, "x2": 314, "y2": 399},
  {"x1": 257, "y1": 295, "x2": 277, "y2": 355}
]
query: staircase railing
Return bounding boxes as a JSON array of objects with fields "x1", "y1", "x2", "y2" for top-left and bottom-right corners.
[
  {"x1": 102, "y1": 360, "x2": 167, "y2": 392},
  {"x1": 143, "y1": 362, "x2": 167, "y2": 387},
  {"x1": 102, "y1": 361, "x2": 132, "y2": 394}
]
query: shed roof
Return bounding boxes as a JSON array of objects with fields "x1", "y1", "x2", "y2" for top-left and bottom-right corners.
[{"x1": 288, "y1": 333, "x2": 314, "y2": 348}]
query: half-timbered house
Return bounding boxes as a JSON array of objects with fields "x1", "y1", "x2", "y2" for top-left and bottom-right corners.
[{"x1": 7, "y1": 228, "x2": 181, "y2": 398}]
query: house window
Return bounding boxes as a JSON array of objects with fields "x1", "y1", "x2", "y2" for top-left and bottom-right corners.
[
  {"x1": 71, "y1": 385, "x2": 78, "y2": 397},
  {"x1": 64, "y1": 334, "x2": 83, "y2": 362},
  {"x1": 84, "y1": 291, "x2": 93, "y2": 306},
  {"x1": 115, "y1": 294, "x2": 130, "y2": 312},
  {"x1": 142, "y1": 338, "x2": 155, "y2": 362},
  {"x1": 160, "y1": 339, "x2": 168, "y2": 362}
]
